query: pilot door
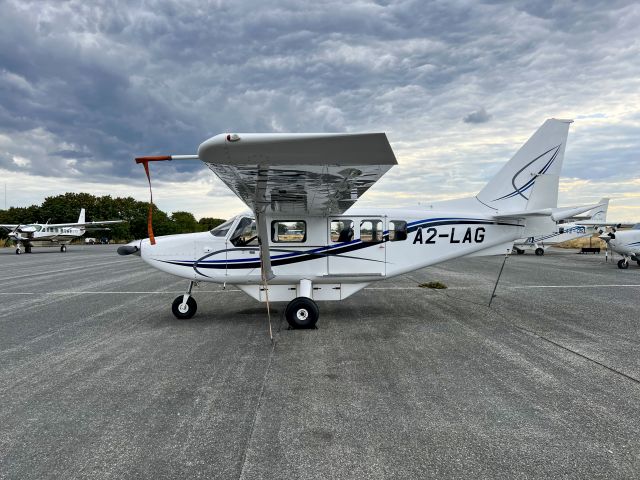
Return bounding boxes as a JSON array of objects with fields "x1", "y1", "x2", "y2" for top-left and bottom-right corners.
[{"x1": 327, "y1": 217, "x2": 386, "y2": 276}]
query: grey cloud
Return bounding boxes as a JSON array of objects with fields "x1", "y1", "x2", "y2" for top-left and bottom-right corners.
[
  {"x1": 463, "y1": 108, "x2": 492, "y2": 124},
  {"x1": 0, "y1": 0, "x2": 639, "y2": 212}
]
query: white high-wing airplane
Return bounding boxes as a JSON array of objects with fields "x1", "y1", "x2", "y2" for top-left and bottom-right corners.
[
  {"x1": 599, "y1": 224, "x2": 640, "y2": 269},
  {"x1": 513, "y1": 198, "x2": 610, "y2": 255},
  {"x1": 119, "y1": 119, "x2": 599, "y2": 328},
  {"x1": 1, "y1": 209, "x2": 123, "y2": 254}
]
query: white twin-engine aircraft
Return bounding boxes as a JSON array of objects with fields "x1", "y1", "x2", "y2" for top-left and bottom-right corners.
[
  {"x1": 1, "y1": 209, "x2": 123, "y2": 254},
  {"x1": 119, "y1": 119, "x2": 600, "y2": 328},
  {"x1": 599, "y1": 224, "x2": 640, "y2": 269},
  {"x1": 513, "y1": 198, "x2": 610, "y2": 255}
]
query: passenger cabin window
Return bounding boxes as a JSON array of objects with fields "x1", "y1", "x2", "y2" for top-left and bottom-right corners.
[
  {"x1": 272, "y1": 221, "x2": 306, "y2": 243},
  {"x1": 210, "y1": 217, "x2": 235, "y2": 237},
  {"x1": 360, "y1": 220, "x2": 383, "y2": 242},
  {"x1": 230, "y1": 217, "x2": 258, "y2": 247},
  {"x1": 389, "y1": 220, "x2": 407, "y2": 241},
  {"x1": 331, "y1": 220, "x2": 354, "y2": 243}
]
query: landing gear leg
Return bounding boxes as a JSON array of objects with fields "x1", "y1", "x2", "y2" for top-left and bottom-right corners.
[
  {"x1": 285, "y1": 279, "x2": 319, "y2": 329},
  {"x1": 172, "y1": 281, "x2": 197, "y2": 319},
  {"x1": 617, "y1": 257, "x2": 629, "y2": 269}
]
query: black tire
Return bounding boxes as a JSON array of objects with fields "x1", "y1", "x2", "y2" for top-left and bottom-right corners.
[
  {"x1": 60, "y1": 245, "x2": 67, "y2": 253},
  {"x1": 25, "y1": 245, "x2": 32, "y2": 253},
  {"x1": 15, "y1": 248, "x2": 21, "y2": 255},
  {"x1": 172, "y1": 296, "x2": 197, "y2": 319},
  {"x1": 285, "y1": 297, "x2": 319, "y2": 329},
  {"x1": 618, "y1": 259, "x2": 629, "y2": 269},
  {"x1": 637, "y1": 260, "x2": 640, "y2": 267},
  {"x1": 535, "y1": 248, "x2": 544, "y2": 256}
]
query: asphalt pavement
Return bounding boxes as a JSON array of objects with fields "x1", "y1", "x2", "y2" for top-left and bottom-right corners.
[{"x1": 0, "y1": 245, "x2": 639, "y2": 479}]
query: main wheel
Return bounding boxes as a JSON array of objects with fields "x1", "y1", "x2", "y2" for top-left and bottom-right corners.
[
  {"x1": 172, "y1": 296, "x2": 197, "y2": 319},
  {"x1": 25, "y1": 245, "x2": 32, "y2": 253},
  {"x1": 618, "y1": 259, "x2": 629, "y2": 269},
  {"x1": 285, "y1": 297, "x2": 319, "y2": 329},
  {"x1": 15, "y1": 248, "x2": 21, "y2": 255},
  {"x1": 637, "y1": 260, "x2": 640, "y2": 267},
  {"x1": 535, "y1": 248, "x2": 544, "y2": 256}
]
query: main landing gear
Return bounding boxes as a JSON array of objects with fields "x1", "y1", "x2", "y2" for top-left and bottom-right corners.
[
  {"x1": 285, "y1": 279, "x2": 319, "y2": 329},
  {"x1": 60, "y1": 245, "x2": 67, "y2": 253},
  {"x1": 535, "y1": 247, "x2": 545, "y2": 256},
  {"x1": 172, "y1": 281, "x2": 198, "y2": 319}
]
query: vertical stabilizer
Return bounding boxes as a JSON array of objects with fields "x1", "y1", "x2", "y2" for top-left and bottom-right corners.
[
  {"x1": 78, "y1": 208, "x2": 86, "y2": 224},
  {"x1": 590, "y1": 198, "x2": 609, "y2": 222},
  {"x1": 476, "y1": 119, "x2": 572, "y2": 212}
]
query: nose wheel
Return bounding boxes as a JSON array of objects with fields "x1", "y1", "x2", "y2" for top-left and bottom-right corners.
[
  {"x1": 535, "y1": 247, "x2": 544, "y2": 256},
  {"x1": 617, "y1": 258, "x2": 629, "y2": 269},
  {"x1": 172, "y1": 281, "x2": 198, "y2": 319}
]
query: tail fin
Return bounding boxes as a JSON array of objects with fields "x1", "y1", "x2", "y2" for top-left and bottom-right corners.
[
  {"x1": 590, "y1": 198, "x2": 609, "y2": 222},
  {"x1": 476, "y1": 119, "x2": 573, "y2": 212},
  {"x1": 77, "y1": 208, "x2": 86, "y2": 224}
]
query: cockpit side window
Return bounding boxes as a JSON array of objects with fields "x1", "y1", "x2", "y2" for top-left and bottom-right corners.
[{"x1": 230, "y1": 217, "x2": 258, "y2": 247}]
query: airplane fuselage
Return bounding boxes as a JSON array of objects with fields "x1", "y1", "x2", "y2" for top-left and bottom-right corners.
[{"x1": 137, "y1": 208, "x2": 524, "y2": 301}]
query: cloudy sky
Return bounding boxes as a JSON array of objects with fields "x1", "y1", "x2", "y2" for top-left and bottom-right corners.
[{"x1": 1, "y1": 0, "x2": 639, "y2": 220}]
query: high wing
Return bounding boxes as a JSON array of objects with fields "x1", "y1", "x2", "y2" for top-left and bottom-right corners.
[
  {"x1": 46, "y1": 220, "x2": 125, "y2": 228},
  {"x1": 197, "y1": 133, "x2": 397, "y2": 215},
  {"x1": 0, "y1": 224, "x2": 19, "y2": 231}
]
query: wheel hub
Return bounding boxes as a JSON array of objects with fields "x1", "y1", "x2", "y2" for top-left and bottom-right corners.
[
  {"x1": 178, "y1": 302, "x2": 189, "y2": 313},
  {"x1": 296, "y1": 308, "x2": 309, "y2": 321}
]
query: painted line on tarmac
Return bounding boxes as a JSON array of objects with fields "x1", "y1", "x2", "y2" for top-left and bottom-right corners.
[
  {"x1": 0, "y1": 290, "x2": 241, "y2": 295},
  {"x1": 0, "y1": 259, "x2": 136, "y2": 282},
  {"x1": 508, "y1": 284, "x2": 640, "y2": 289}
]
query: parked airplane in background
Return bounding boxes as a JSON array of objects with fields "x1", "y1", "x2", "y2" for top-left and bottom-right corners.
[
  {"x1": 513, "y1": 198, "x2": 610, "y2": 255},
  {"x1": 119, "y1": 119, "x2": 599, "y2": 328},
  {"x1": 600, "y1": 224, "x2": 640, "y2": 269},
  {"x1": 1, "y1": 209, "x2": 123, "y2": 254}
]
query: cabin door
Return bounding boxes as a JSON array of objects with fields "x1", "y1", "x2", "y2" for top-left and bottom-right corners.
[{"x1": 327, "y1": 216, "x2": 386, "y2": 276}]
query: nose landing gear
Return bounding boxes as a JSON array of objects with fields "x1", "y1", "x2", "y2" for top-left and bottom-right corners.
[
  {"x1": 617, "y1": 258, "x2": 630, "y2": 269},
  {"x1": 172, "y1": 281, "x2": 198, "y2": 319}
]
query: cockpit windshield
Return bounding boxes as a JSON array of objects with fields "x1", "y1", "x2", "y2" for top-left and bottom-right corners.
[{"x1": 210, "y1": 217, "x2": 236, "y2": 237}]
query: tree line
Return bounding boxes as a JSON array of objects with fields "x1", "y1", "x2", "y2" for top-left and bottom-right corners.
[{"x1": 0, "y1": 192, "x2": 225, "y2": 242}]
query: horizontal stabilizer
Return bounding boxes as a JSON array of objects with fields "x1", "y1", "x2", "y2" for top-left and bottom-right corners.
[{"x1": 493, "y1": 202, "x2": 605, "y2": 221}]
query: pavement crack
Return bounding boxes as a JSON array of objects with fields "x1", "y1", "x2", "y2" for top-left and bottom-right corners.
[
  {"x1": 513, "y1": 324, "x2": 640, "y2": 385},
  {"x1": 237, "y1": 335, "x2": 277, "y2": 480}
]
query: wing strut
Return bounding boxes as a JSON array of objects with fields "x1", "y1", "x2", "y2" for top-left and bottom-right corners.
[{"x1": 255, "y1": 165, "x2": 275, "y2": 341}]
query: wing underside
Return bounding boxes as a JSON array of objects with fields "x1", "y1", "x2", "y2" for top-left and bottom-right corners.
[{"x1": 198, "y1": 133, "x2": 397, "y2": 215}]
